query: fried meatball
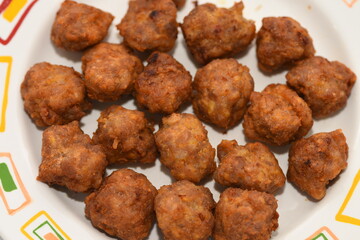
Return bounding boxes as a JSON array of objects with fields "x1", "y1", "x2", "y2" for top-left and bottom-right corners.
[
  {"x1": 38, "y1": 121, "x2": 106, "y2": 192},
  {"x1": 192, "y1": 59, "x2": 254, "y2": 129},
  {"x1": 117, "y1": 0, "x2": 178, "y2": 52},
  {"x1": 173, "y1": 0, "x2": 186, "y2": 9},
  {"x1": 286, "y1": 56, "x2": 356, "y2": 119},
  {"x1": 155, "y1": 113, "x2": 216, "y2": 183},
  {"x1": 21, "y1": 62, "x2": 92, "y2": 127},
  {"x1": 82, "y1": 43, "x2": 143, "y2": 102},
  {"x1": 134, "y1": 52, "x2": 192, "y2": 114},
  {"x1": 287, "y1": 129, "x2": 348, "y2": 200},
  {"x1": 181, "y1": 2, "x2": 255, "y2": 65},
  {"x1": 155, "y1": 180, "x2": 215, "y2": 240},
  {"x1": 214, "y1": 140, "x2": 285, "y2": 193},
  {"x1": 92, "y1": 105, "x2": 157, "y2": 164},
  {"x1": 256, "y1": 17, "x2": 315, "y2": 73},
  {"x1": 85, "y1": 169, "x2": 157, "y2": 240},
  {"x1": 214, "y1": 188, "x2": 279, "y2": 240},
  {"x1": 243, "y1": 84, "x2": 313, "y2": 146},
  {"x1": 51, "y1": 0, "x2": 114, "y2": 51}
]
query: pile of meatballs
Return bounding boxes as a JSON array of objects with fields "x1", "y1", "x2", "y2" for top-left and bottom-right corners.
[{"x1": 20, "y1": 0, "x2": 356, "y2": 239}]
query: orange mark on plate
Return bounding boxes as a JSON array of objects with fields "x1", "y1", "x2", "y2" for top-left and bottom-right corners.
[
  {"x1": 342, "y1": 0, "x2": 358, "y2": 7},
  {"x1": 44, "y1": 232, "x2": 60, "y2": 240},
  {"x1": 305, "y1": 226, "x2": 339, "y2": 240}
]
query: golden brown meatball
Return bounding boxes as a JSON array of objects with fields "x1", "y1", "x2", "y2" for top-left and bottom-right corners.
[
  {"x1": 134, "y1": 52, "x2": 192, "y2": 114},
  {"x1": 287, "y1": 129, "x2": 348, "y2": 200},
  {"x1": 155, "y1": 113, "x2": 216, "y2": 183},
  {"x1": 214, "y1": 140, "x2": 285, "y2": 193},
  {"x1": 85, "y1": 169, "x2": 157, "y2": 240},
  {"x1": 286, "y1": 56, "x2": 356, "y2": 119},
  {"x1": 243, "y1": 84, "x2": 313, "y2": 146},
  {"x1": 214, "y1": 188, "x2": 279, "y2": 240},
  {"x1": 173, "y1": 0, "x2": 186, "y2": 9},
  {"x1": 192, "y1": 59, "x2": 254, "y2": 129},
  {"x1": 92, "y1": 105, "x2": 157, "y2": 164},
  {"x1": 51, "y1": 0, "x2": 114, "y2": 51},
  {"x1": 181, "y1": 2, "x2": 255, "y2": 65},
  {"x1": 21, "y1": 62, "x2": 92, "y2": 127},
  {"x1": 38, "y1": 121, "x2": 106, "y2": 192},
  {"x1": 117, "y1": 0, "x2": 178, "y2": 52},
  {"x1": 155, "y1": 180, "x2": 215, "y2": 240},
  {"x1": 82, "y1": 43, "x2": 143, "y2": 102},
  {"x1": 256, "y1": 16, "x2": 315, "y2": 73}
]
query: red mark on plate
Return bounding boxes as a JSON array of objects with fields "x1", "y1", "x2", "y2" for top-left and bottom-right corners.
[
  {"x1": 0, "y1": 0, "x2": 39, "y2": 45},
  {"x1": 0, "y1": 0, "x2": 12, "y2": 14}
]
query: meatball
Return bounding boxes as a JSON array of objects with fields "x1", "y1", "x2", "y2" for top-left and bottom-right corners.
[
  {"x1": 256, "y1": 16, "x2": 315, "y2": 73},
  {"x1": 214, "y1": 140, "x2": 285, "y2": 193},
  {"x1": 287, "y1": 129, "x2": 348, "y2": 200},
  {"x1": 85, "y1": 169, "x2": 157, "y2": 240},
  {"x1": 155, "y1": 180, "x2": 215, "y2": 240},
  {"x1": 173, "y1": 0, "x2": 186, "y2": 8},
  {"x1": 243, "y1": 84, "x2": 313, "y2": 146},
  {"x1": 37, "y1": 121, "x2": 106, "y2": 192},
  {"x1": 51, "y1": 0, "x2": 114, "y2": 51},
  {"x1": 155, "y1": 113, "x2": 216, "y2": 183},
  {"x1": 181, "y1": 2, "x2": 255, "y2": 65},
  {"x1": 92, "y1": 105, "x2": 157, "y2": 164},
  {"x1": 21, "y1": 62, "x2": 92, "y2": 127},
  {"x1": 214, "y1": 188, "x2": 279, "y2": 240},
  {"x1": 82, "y1": 43, "x2": 144, "y2": 102},
  {"x1": 117, "y1": 0, "x2": 178, "y2": 52},
  {"x1": 192, "y1": 59, "x2": 254, "y2": 129},
  {"x1": 134, "y1": 52, "x2": 192, "y2": 114},
  {"x1": 286, "y1": 56, "x2": 356, "y2": 119}
]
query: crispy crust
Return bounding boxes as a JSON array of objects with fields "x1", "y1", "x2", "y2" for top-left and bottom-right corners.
[
  {"x1": 85, "y1": 169, "x2": 157, "y2": 240},
  {"x1": 243, "y1": 84, "x2": 313, "y2": 146},
  {"x1": 214, "y1": 188, "x2": 279, "y2": 240},
  {"x1": 256, "y1": 16, "x2": 315, "y2": 72},
  {"x1": 51, "y1": 0, "x2": 114, "y2": 51},
  {"x1": 214, "y1": 140, "x2": 285, "y2": 193},
  {"x1": 155, "y1": 113, "x2": 216, "y2": 183},
  {"x1": 192, "y1": 58, "x2": 254, "y2": 129},
  {"x1": 92, "y1": 105, "x2": 157, "y2": 164},
  {"x1": 134, "y1": 52, "x2": 192, "y2": 114},
  {"x1": 20, "y1": 62, "x2": 92, "y2": 127},
  {"x1": 117, "y1": 0, "x2": 178, "y2": 52},
  {"x1": 286, "y1": 56, "x2": 356, "y2": 118},
  {"x1": 38, "y1": 121, "x2": 106, "y2": 192},
  {"x1": 155, "y1": 180, "x2": 215, "y2": 240},
  {"x1": 82, "y1": 43, "x2": 143, "y2": 102},
  {"x1": 181, "y1": 2, "x2": 255, "y2": 65},
  {"x1": 287, "y1": 129, "x2": 348, "y2": 200}
]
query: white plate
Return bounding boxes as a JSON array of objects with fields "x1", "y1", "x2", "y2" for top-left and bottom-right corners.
[{"x1": 1, "y1": 0, "x2": 360, "y2": 239}]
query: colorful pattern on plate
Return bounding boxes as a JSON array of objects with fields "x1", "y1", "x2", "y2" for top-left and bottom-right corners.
[
  {"x1": 0, "y1": 152, "x2": 31, "y2": 215},
  {"x1": 336, "y1": 170, "x2": 360, "y2": 226},
  {"x1": 306, "y1": 226, "x2": 339, "y2": 240},
  {"x1": 21, "y1": 211, "x2": 72, "y2": 240},
  {"x1": 0, "y1": 56, "x2": 11, "y2": 132},
  {"x1": 0, "y1": 0, "x2": 39, "y2": 45}
]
